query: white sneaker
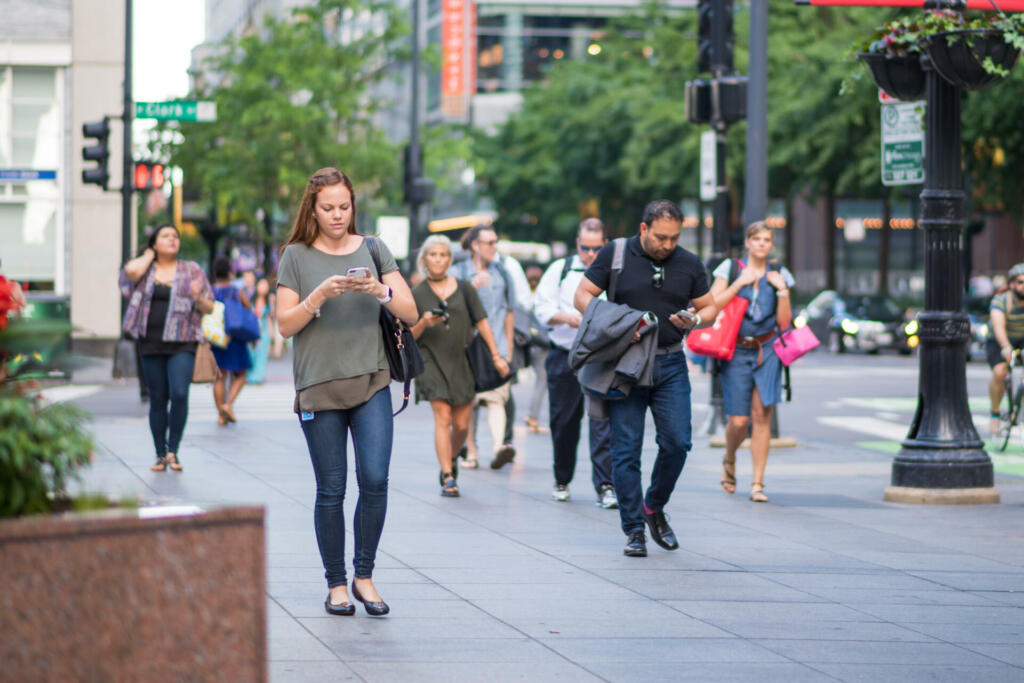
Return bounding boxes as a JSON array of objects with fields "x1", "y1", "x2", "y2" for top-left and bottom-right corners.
[
  {"x1": 598, "y1": 485, "x2": 618, "y2": 509},
  {"x1": 552, "y1": 484, "x2": 571, "y2": 502}
]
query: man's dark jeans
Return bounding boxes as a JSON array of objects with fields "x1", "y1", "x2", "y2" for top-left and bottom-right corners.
[
  {"x1": 546, "y1": 348, "x2": 613, "y2": 492},
  {"x1": 607, "y1": 351, "x2": 692, "y2": 535},
  {"x1": 140, "y1": 351, "x2": 195, "y2": 458},
  {"x1": 299, "y1": 387, "x2": 393, "y2": 588}
]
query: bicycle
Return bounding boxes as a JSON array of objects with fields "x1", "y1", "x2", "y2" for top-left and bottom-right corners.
[{"x1": 996, "y1": 348, "x2": 1024, "y2": 451}]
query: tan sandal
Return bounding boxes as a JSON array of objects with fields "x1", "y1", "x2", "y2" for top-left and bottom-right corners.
[
  {"x1": 750, "y1": 482, "x2": 767, "y2": 503},
  {"x1": 150, "y1": 456, "x2": 167, "y2": 472},
  {"x1": 166, "y1": 452, "x2": 183, "y2": 472},
  {"x1": 720, "y1": 455, "x2": 736, "y2": 495}
]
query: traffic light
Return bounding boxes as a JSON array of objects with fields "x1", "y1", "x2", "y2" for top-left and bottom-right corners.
[
  {"x1": 697, "y1": 0, "x2": 713, "y2": 74},
  {"x1": 134, "y1": 161, "x2": 166, "y2": 190},
  {"x1": 81, "y1": 118, "x2": 110, "y2": 189},
  {"x1": 696, "y1": 0, "x2": 734, "y2": 74},
  {"x1": 403, "y1": 144, "x2": 421, "y2": 204}
]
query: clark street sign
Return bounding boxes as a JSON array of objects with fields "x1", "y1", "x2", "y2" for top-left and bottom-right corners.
[
  {"x1": 135, "y1": 101, "x2": 217, "y2": 122},
  {"x1": 881, "y1": 100, "x2": 924, "y2": 186}
]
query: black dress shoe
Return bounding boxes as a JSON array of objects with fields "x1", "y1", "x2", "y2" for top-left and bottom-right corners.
[
  {"x1": 623, "y1": 530, "x2": 647, "y2": 557},
  {"x1": 643, "y1": 508, "x2": 679, "y2": 550},
  {"x1": 351, "y1": 580, "x2": 390, "y2": 616},
  {"x1": 324, "y1": 594, "x2": 355, "y2": 616}
]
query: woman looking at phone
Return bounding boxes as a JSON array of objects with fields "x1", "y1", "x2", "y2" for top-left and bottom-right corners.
[
  {"x1": 409, "y1": 235, "x2": 509, "y2": 497},
  {"x1": 276, "y1": 167, "x2": 417, "y2": 617},
  {"x1": 709, "y1": 222, "x2": 794, "y2": 503}
]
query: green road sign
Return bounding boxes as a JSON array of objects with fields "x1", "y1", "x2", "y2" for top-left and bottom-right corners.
[
  {"x1": 880, "y1": 101, "x2": 924, "y2": 186},
  {"x1": 135, "y1": 100, "x2": 217, "y2": 122}
]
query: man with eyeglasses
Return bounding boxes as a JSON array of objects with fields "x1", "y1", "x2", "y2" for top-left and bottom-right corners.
[
  {"x1": 987, "y1": 263, "x2": 1024, "y2": 434},
  {"x1": 574, "y1": 200, "x2": 717, "y2": 557},
  {"x1": 452, "y1": 224, "x2": 518, "y2": 469},
  {"x1": 534, "y1": 218, "x2": 617, "y2": 508}
]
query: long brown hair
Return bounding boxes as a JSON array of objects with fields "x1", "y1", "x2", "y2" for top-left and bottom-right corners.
[{"x1": 280, "y1": 167, "x2": 357, "y2": 255}]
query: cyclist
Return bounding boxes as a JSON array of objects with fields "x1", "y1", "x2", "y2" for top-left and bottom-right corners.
[{"x1": 988, "y1": 263, "x2": 1024, "y2": 434}]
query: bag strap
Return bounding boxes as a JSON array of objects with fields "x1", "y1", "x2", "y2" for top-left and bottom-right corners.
[
  {"x1": 784, "y1": 365, "x2": 792, "y2": 402},
  {"x1": 607, "y1": 237, "x2": 626, "y2": 303},
  {"x1": 367, "y1": 237, "x2": 413, "y2": 417},
  {"x1": 558, "y1": 255, "x2": 573, "y2": 284}
]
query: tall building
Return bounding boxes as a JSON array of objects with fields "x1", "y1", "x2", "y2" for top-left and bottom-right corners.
[{"x1": 2, "y1": 0, "x2": 127, "y2": 350}]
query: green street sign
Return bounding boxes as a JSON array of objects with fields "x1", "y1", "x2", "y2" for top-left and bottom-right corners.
[
  {"x1": 135, "y1": 100, "x2": 217, "y2": 122},
  {"x1": 881, "y1": 101, "x2": 924, "y2": 186}
]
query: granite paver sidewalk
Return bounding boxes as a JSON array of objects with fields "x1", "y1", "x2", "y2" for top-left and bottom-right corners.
[{"x1": 63, "y1": 355, "x2": 1024, "y2": 682}]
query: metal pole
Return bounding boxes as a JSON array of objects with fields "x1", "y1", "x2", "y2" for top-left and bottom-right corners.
[
  {"x1": 885, "y1": 57, "x2": 997, "y2": 503},
  {"x1": 743, "y1": 0, "x2": 767, "y2": 228},
  {"x1": 407, "y1": 0, "x2": 422, "y2": 260},
  {"x1": 122, "y1": 0, "x2": 133, "y2": 267}
]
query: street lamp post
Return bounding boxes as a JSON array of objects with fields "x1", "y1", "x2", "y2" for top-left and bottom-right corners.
[{"x1": 885, "y1": 57, "x2": 998, "y2": 503}]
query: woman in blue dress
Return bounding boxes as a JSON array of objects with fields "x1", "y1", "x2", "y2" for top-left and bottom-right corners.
[
  {"x1": 211, "y1": 256, "x2": 253, "y2": 425},
  {"x1": 709, "y1": 222, "x2": 794, "y2": 503}
]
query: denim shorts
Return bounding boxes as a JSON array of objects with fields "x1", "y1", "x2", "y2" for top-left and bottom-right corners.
[{"x1": 720, "y1": 343, "x2": 783, "y2": 416}]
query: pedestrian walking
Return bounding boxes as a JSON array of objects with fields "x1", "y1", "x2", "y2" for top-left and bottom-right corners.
[
  {"x1": 247, "y1": 275, "x2": 273, "y2": 384},
  {"x1": 410, "y1": 235, "x2": 510, "y2": 497},
  {"x1": 709, "y1": 222, "x2": 794, "y2": 503},
  {"x1": 276, "y1": 166, "x2": 417, "y2": 617},
  {"x1": 534, "y1": 218, "x2": 616, "y2": 507},
  {"x1": 452, "y1": 224, "x2": 517, "y2": 470},
  {"x1": 574, "y1": 200, "x2": 717, "y2": 557},
  {"x1": 210, "y1": 257, "x2": 253, "y2": 425},
  {"x1": 118, "y1": 224, "x2": 215, "y2": 472},
  {"x1": 523, "y1": 262, "x2": 550, "y2": 434}
]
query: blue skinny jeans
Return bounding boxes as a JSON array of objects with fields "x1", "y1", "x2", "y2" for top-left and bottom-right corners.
[{"x1": 140, "y1": 351, "x2": 195, "y2": 459}]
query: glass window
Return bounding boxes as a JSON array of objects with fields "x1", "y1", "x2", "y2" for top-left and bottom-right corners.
[
  {"x1": 0, "y1": 201, "x2": 58, "y2": 281},
  {"x1": 0, "y1": 69, "x2": 9, "y2": 166},
  {"x1": 12, "y1": 67, "x2": 56, "y2": 99}
]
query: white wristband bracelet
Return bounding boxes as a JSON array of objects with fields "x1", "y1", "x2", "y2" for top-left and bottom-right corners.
[
  {"x1": 302, "y1": 297, "x2": 320, "y2": 318},
  {"x1": 376, "y1": 285, "x2": 392, "y2": 304},
  {"x1": 694, "y1": 313, "x2": 702, "y2": 327}
]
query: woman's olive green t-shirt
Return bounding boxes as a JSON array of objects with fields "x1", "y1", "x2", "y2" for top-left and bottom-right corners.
[{"x1": 277, "y1": 239, "x2": 398, "y2": 406}]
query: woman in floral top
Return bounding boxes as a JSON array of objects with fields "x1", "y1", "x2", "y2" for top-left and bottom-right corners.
[{"x1": 119, "y1": 224, "x2": 215, "y2": 471}]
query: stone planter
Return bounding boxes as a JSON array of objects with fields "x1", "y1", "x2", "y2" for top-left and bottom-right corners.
[
  {"x1": 858, "y1": 52, "x2": 927, "y2": 101},
  {"x1": 0, "y1": 505, "x2": 266, "y2": 682},
  {"x1": 927, "y1": 28, "x2": 1021, "y2": 91}
]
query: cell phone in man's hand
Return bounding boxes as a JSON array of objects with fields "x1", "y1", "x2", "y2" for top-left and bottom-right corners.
[
  {"x1": 346, "y1": 267, "x2": 370, "y2": 278},
  {"x1": 674, "y1": 308, "x2": 696, "y2": 320}
]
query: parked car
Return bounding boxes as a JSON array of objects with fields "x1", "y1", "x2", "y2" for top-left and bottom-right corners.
[
  {"x1": 964, "y1": 294, "x2": 991, "y2": 362},
  {"x1": 794, "y1": 290, "x2": 916, "y2": 355}
]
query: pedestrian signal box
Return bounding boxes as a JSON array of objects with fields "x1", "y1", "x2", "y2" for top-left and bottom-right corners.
[{"x1": 134, "y1": 162, "x2": 166, "y2": 190}]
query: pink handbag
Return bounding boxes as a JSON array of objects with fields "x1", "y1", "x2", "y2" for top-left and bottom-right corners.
[{"x1": 772, "y1": 325, "x2": 820, "y2": 366}]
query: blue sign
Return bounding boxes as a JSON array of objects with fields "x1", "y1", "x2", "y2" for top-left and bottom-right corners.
[{"x1": 0, "y1": 169, "x2": 57, "y2": 182}]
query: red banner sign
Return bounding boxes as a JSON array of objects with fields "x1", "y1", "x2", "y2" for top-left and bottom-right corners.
[{"x1": 441, "y1": 0, "x2": 476, "y2": 117}]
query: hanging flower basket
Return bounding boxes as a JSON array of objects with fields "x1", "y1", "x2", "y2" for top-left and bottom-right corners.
[
  {"x1": 858, "y1": 52, "x2": 927, "y2": 101},
  {"x1": 926, "y1": 28, "x2": 1021, "y2": 91}
]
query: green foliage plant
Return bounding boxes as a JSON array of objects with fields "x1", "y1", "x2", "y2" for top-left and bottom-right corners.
[
  {"x1": 0, "y1": 278, "x2": 95, "y2": 518},
  {"x1": 0, "y1": 388, "x2": 94, "y2": 517}
]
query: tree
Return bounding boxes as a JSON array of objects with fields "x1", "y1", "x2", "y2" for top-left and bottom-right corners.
[
  {"x1": 150, "y1": 0, "x2": 409, "y2": 247},
  {"x1": 473, "y1": 5, "x2": 747, "y2": 242}
]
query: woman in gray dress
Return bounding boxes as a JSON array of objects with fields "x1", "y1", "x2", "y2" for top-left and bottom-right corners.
[{"x1": 410, "y1": 235, "x2": 509, "y2": 497}]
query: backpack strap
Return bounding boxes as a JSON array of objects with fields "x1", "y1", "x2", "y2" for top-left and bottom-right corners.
[
  {"x1": 607, "y1": 237, "x2": 626, "y2": 303},
  {"x1": 558, "y1": 256, "x2": 573, "y2": 284},
  {"x1": 491, "y1": 256, "x2": 515, "y2": 308}
]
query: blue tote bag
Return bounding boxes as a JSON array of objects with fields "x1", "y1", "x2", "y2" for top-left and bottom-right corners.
[{"x1": 223, "y1": 289, "x2": 260, "y2": 342}]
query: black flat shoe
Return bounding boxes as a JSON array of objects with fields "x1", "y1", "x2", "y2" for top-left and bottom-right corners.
[
  {"x1": 351, "y1": 580, "x2": 389, "y2": 616},
  {"x1": 642, "y1": 508, "x2": 679, "y2": 550},
  {"x1": 324, "y1": 594, "x2": 355, "y2": 616},
  {"x1": 623, "y1": 530, "x2": 647, "y2": 557}
]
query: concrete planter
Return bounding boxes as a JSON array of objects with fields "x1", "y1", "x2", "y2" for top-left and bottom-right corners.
[{"x1": 0, "y1": 505, "x2": 266, "y2": 682}]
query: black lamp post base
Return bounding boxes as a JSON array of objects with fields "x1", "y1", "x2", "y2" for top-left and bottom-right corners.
[
  {"x1": 887, "y1": 448, "x2": 998, "y2": 504},
  {"x1": 884, "y1": 485, "x2": 1000, "y2": 505}
]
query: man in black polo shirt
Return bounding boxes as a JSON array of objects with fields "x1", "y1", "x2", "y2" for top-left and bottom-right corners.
[{"x1": 574, "y1": 200, "x2": 717, "y2": 557}]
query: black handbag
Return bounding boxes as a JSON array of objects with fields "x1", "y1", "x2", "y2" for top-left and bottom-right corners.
[
  {"x1": 466, "y1": 333, "x2": 511, "y2": 392},
  {"x1": 458, "y1": 280, "x2": 512, "y2": 392},
  {"x1": 366, "y1": 238, "x2": 424, "y2": 416}
]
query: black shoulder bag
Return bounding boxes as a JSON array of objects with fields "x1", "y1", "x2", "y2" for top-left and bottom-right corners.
[
  {"x1": 366, "y1": 237, "x2": 424, "y2": 416},
  {"x1": 458, "y1": 279, "x2": 512, "y2": 393}
]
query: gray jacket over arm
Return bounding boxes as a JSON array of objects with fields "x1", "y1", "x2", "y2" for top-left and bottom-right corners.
[{"x1": 569, "y1": 298, "x2": 659, "y2": 399}]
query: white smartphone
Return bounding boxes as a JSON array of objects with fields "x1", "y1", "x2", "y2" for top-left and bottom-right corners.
[
  {"x1": 346, "y1": 266, "x2": 370, "y2": 278},
  {"x1": 674, "y1": 308, "x2": 696, "y2": 320}
]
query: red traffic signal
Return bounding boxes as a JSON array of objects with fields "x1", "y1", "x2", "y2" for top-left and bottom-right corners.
[{"x1": 134, "y1": 162, "x2": 166, "y2": 190}]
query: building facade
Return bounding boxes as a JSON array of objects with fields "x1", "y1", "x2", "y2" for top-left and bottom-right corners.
[{"x1": 2, "y1": 0, "x2": 126, "y2": 347}]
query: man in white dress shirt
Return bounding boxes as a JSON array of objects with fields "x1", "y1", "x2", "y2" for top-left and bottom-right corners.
[{"x1": 533, "y1": 218, "x2": 617, "y2": 507}]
